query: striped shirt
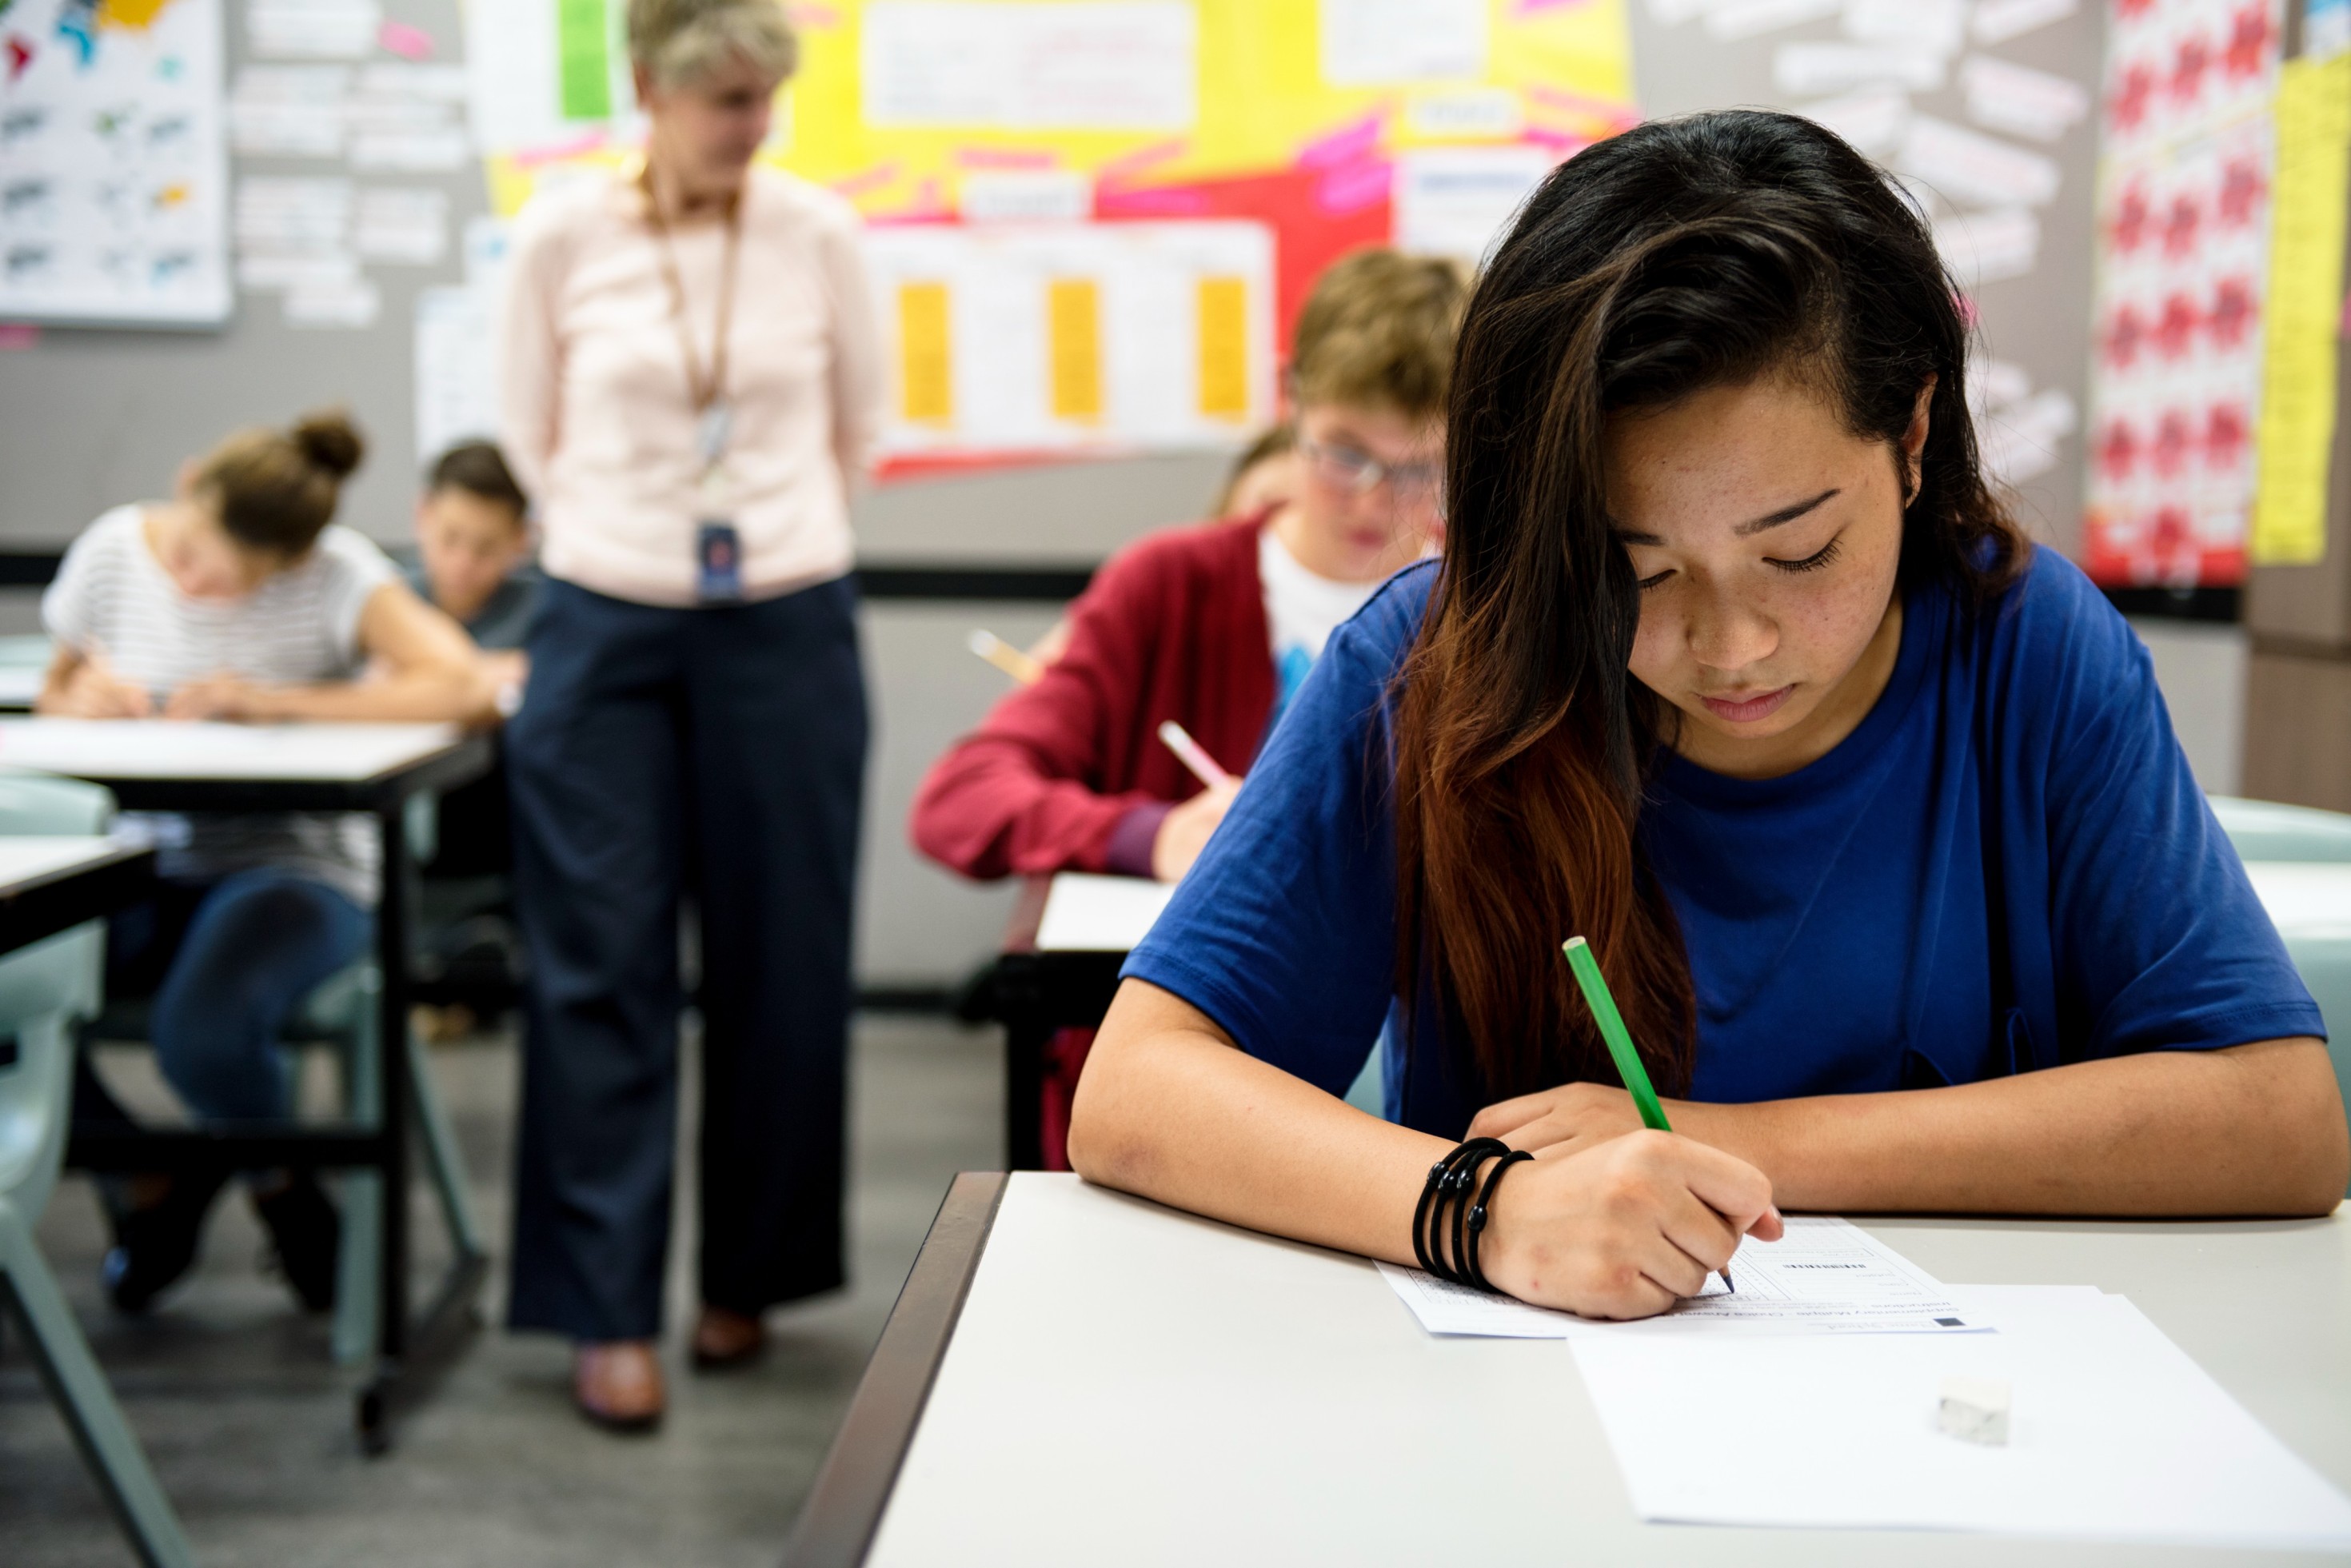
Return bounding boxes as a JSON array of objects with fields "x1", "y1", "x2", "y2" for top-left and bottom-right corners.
[{"x1": 41, "y1": 505, "x2": 399, "y2": 903}]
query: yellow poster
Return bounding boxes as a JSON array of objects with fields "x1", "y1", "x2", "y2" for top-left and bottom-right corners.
[
  {"x1": 896, "y1": 281, "x2": 955, "y2": 424},
  {"x1": 2251, "y1": 53, "x2": 2351, "y2": 566}
]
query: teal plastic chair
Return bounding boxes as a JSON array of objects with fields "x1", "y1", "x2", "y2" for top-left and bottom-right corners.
[
  {"x1": 0, "y1": 633, "x2": 55, "y2": 668},
  {"x1": 0, "y1": 774, "x2": 194, "y2": 1567},
  {"x1": 2212, "y1": 796, "x2": 2351, "y2": 1192}
]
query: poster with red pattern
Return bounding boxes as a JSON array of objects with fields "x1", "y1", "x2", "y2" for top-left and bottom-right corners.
[{"x1": 2083, "y1": 0, "x2": 2283, "y2": 585}]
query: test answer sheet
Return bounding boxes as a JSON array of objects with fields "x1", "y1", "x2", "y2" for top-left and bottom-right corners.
[
  {"x1": 1378, "y1": 1215, "x2": 1988, "y2": 1336},
  {"x1": 1574, "y1": 1284, "x2": 2351, "y2": 1550}
]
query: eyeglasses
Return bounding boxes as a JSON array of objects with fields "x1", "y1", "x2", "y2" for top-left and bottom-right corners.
[{"x1": 1297, "y1": 436, "x2": 1444, "y2": 501}]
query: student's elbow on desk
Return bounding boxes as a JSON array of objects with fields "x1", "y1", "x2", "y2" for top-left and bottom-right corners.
[
  {"x1": 2266, "y1": 1039, "x2": 2351, "y2": 1214},
  {"x1": 1065, "y1": 979, "x2": 1203, "y2": 1191}
]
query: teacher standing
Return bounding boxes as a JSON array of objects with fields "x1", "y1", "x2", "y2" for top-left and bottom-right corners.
[{"x1": 497, "y1": 0, "x2": 881, "y2": 1430}]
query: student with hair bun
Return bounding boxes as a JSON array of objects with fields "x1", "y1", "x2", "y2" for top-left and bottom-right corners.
[{"x1": 42, "y1": 408, "x2": 489, "y2": 1321}]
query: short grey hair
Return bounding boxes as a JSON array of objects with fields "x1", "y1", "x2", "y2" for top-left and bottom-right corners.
[{"x1": 628, "y1": 0, "x2": 797, "y2": 90}]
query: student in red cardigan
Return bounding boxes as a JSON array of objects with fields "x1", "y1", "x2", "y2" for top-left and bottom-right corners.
[{"x1": 910, "y1": 248, "x2": 1470, "y2": 1167}]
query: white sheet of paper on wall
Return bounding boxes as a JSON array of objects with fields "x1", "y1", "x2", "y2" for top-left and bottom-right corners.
[
  {"x1": 234, "y1": 177, "x2": 353, "y2": 248},
  {"x1": 283, "y1": 277, "x2": 381, "y2": 328},
  {"x1": 1797, "y1": 87, "x2": 1911, "y2": 156},
  {"x1": 1971, "y1": 0, "x2": 2078, "y2": 46},
  {"x1": 245, "y1": 0, "x2": 380, "y2": 59},
  {"x1": 861, "y1": 2, "x2": 1197, "y2": 129},
  {"x1": 1841, "y1": 0, "x2": 1966, "y2": 54},
  {"x1": 1319, "y1": 0, "x2": 1488, "y2": 84},
  {"x1": 357, "y1": 63, "x2": 469, "y2": 102},
  {"x1": 1393, "y1": 145, "x2": 1557, "y2": 267},
  {"x1": 227, "y1": 66, "x2": 349, "y2": 158},
  {"x1": 1702, "y1": 0, "x2": 1839, "y2": 42},
  {"x1": 1978, "y1": 386, "x2": 2078, "y2": 487},
  {"x1": 1933, "y1": 205, "x2": 2040, "y2": 285},
  {"x1": 353, "y1": 187, "x2": 448, "y2": 265},
  {"x1": 1895, "y1": 115, "x2": 2061, "y2": 208},
  {"x1": 1961, "y1": 55, "x2": 2092, "y2": 143},
  {"x1": 1406, "y1": 87, "x2": 1524, "y2": 140},
  {"x1": 348, "y1": 128, "x2": 469, "y2": 170},
  {"x1": 236, "y1": 250, "x2": 359, "y2": 292},
  {"x1": 958, "y1": 170, "x2": 1093, "y2": 224},
  {"x1": 1774, "y1": 42, "x2": 1949, "y2": 95}
]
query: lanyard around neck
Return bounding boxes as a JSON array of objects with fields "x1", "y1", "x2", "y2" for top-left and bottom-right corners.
[{"x1": 639, "y1": 166, "x2": 743, "y2": 418}]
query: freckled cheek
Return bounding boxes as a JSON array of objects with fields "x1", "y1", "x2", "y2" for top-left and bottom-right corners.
[
  {"x1": 1625, "y1": 603, "x2": 1686, "y2": 692},
  {"x1": 1774, "y1": 578, "x2": 1889, "y2": 676}
]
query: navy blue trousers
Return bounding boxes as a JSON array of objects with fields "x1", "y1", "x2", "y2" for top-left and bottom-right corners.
[{"x1": 505, "y1": 577, "x2": 868, "y2": 1341}]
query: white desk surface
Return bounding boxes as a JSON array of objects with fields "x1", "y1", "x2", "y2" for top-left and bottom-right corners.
[
  {"x1": 0, "y1": 719, "x2": 461, "y2": 782},
  {"x1": 1034, "y1": 872, "x2": 1176, "y2": 952},
  {"x1": 868, "y1": 1174, "x2": 2351, "y2": 1567},
  {"x1": 0, "y1": 836, "x2": 141, "y2": 893}
]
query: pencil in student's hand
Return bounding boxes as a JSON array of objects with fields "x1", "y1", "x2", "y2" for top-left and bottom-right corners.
[
  {"x1": 1156, "y1": 720, "x2": 1234, "y2": 789},
  {"x1": 968, "y1": 629, "x2": 1045, "y2": 685},
  {"x1": 1561, "y1": 935, "x2": 1737, "y2": 1297}
]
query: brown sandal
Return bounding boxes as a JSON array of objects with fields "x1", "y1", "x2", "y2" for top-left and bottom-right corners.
[{"x1": 573, "y1": 1340, "x2": 665, "y2": 1431}]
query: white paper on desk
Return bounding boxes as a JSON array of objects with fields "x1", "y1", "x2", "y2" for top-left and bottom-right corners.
[
  {"x1": 1574, "y1": 1285, "x2": 2351, "y2": 1550},
  {"x1": 1379, "y1": 1215, "x2": 1989, "y2": 1337},
  {"x1": 1033, "y1": 872, "x2": 1176, "y2": 952}
]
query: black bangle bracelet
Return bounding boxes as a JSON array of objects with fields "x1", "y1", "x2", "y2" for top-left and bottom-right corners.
[
  {"x1": 1463, "y1": 1148, "x2": 1532, "y2": 1293},
  {"x1": 1415, "y1": 1137, "x2": 1508, "y2": 1285}
]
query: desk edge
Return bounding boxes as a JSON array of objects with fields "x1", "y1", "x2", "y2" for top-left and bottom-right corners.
[{"x1": 783, "y1": 1171, "x2": 1009, "y2": 1568}]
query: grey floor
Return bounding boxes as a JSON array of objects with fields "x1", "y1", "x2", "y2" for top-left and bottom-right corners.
[{"x1": 0, "y1": 1014, "x2": 1004, "y2": 1567}]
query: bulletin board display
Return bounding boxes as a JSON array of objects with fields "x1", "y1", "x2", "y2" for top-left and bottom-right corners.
[
  {"x1": 2082, "y1": 0, "x2": 2284, "y2": 588},
  {"x1": 465, "y1": 0, "x2": 1638, "y2": 464},
  {"x1": 0, "y1": 0, "x2": 231, "y2": 324}
]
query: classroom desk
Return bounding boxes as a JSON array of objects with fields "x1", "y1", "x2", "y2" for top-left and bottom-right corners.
[
  {"x1": 969, "y1": 874, "x2": 1175, "y2": 1169},
  {"x1": 14, "y1": 719, "x2": 496, "y2": 1454},
  {"x1": 789, "y1": 1172, "x2": 2351, "y2": 1567},
  {"x1": 0, "y1": 837, "x2": 154, "y2": 956}
]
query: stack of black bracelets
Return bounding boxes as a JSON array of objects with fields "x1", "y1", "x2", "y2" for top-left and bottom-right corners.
[{"x1": 1411, "y1": 1137, "x2": 1533, "y2": 1292}]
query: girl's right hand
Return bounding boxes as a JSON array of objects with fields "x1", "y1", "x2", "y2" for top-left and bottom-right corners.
[
  {"x1": 54, "y1": 656, "x2": 152, "y2": 720},
  {"x1": 1475, "y1": 1129, "x2": 1782, "y2": 1319}
]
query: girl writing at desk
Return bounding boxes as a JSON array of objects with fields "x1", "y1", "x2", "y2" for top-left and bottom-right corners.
[
  {"x1": 1069, "y1": 112, "x2": 2349, "y2": 1321},
  {"x1": 42, "y1": 409, "x2": 485, "y2": 1319}
]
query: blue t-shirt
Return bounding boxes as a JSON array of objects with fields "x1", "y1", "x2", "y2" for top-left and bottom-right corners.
[{"x1": 1124, "y1": 549, "x2": 2322, "y2": 1136}]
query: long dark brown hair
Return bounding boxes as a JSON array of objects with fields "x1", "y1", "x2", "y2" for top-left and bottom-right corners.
[{"x1": 1393, "y1": 110, "x2": 2029, "y2": 1100}]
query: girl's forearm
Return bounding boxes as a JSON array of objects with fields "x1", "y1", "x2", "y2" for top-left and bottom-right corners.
[
  {"x1": 1677, "y1": 1039, "x2": 2346, "y2": 1216},
  {"x1": 255, "y1": 669, "x2": 489, "y2": 724},
  {"x1": 1070, "y1": 980, "x2": 1452, "y2": 1266}
]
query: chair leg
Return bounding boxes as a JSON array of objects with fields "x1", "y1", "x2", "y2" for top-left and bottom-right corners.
[
  {"x1": 0, "y1": 1202, "x2": 195, "y2": 1568},
  {"x1": 405, "y1": 1030, "x2": 482, "y2": 1259},
  {"x1": 331, "y1": 1011, "x2": 381, "y2": 1368}
]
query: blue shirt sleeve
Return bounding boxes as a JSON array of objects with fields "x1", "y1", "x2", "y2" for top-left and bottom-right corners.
[
  {"x1": 2017, "y1": 559, "x2": 2325, "y2": 1056},
  {"x1": 1120, "y1": 568, "x2": 1427, "y2": 1095}
]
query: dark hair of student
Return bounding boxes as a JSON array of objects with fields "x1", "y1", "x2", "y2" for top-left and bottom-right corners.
[
  {"x1": 195, "y1": 408, "x2": 366, "y2": 557},
  {"x1": 1391, "y1": 110, "x2": 2030, "y2": 1100},
  {"x1": 427, "y1": 440, "x2": 530, "y2": 521}
]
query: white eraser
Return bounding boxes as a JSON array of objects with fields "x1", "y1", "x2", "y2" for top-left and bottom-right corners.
[{"x1": 1938, "y1": 1374, "x2": 2011, "y2": 1446}]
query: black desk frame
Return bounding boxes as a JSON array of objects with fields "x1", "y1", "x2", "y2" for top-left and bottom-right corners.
[
  {"x1": 784, "y1": 1171, "x2": 1008, "y2": 1567},
  {"x1": 60, "y1": 733, "x2": 495, "y2": 1453}
]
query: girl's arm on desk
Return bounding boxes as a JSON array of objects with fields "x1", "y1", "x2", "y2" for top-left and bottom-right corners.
[
  {"x1": 167, "y1": 581, "x2": 493, "y2": 724},
  {"x1": 1068, "y1": 978, "x2": 1785, "y2": 1323},
  {"x1": 1470, "y1": 1037, "x2": 2349, "y2": 1219},
  {"x1": 38, "y1": 645, "x2": 153, "y2": 719}
]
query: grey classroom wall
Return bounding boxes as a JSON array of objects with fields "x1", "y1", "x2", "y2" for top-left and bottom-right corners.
[{"x1": 0, "y1": 4, "x2": 2129, "y2": 987}]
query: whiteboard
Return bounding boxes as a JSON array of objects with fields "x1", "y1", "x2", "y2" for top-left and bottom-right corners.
[{"x1": 0, "y1": 0, "x2": 231, "y2": 325}]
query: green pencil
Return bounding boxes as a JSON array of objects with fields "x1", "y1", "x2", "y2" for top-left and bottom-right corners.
[{"x1": 1562, "y1": 936, "x2": 1735, "y2": 1295}]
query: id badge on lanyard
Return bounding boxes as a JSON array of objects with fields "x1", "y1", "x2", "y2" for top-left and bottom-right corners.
[{"x1": 694, "y1": 400, "x2": 744, "y2": 604}]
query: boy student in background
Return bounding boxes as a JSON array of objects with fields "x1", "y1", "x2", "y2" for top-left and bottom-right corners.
[
  {"x1": 1072, "y1": 113, "x2": 2346, "y2": 1321},
  {"x1": 1020, "y1": 425, "x2": 1304, "y2": 674},
  {"x1": 402, "y1": 440, "x2": 544, "y2": 1036},
  {"x1": 407, "y1": 439, "x2": 542, "y2": 693},
  {"x1": 44, "y1": 409, "x2": 489, "y2": 1318},
  {"x1": 910, "y1": 248, "x2": 1468, "y2": 1167}
]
